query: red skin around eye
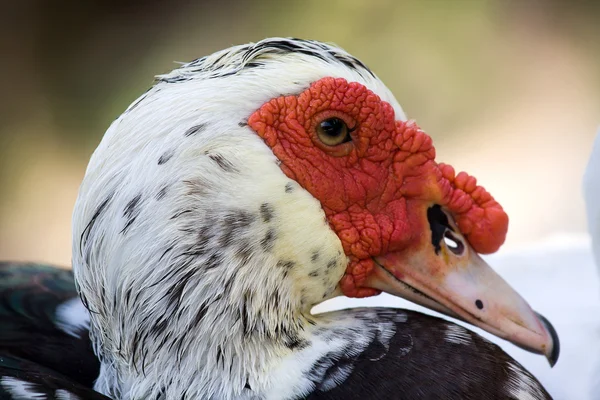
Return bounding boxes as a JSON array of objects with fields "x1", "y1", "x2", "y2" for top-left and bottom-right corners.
[{"x1": 248, "y1": 77, "x2": 508, "y2": 297}]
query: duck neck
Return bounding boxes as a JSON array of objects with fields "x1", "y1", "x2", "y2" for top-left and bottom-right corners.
[{"x1": 92, "y1": 284, "x2": 313, "y2": 400}]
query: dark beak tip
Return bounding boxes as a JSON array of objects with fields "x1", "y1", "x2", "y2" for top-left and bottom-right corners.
[{"x1": 536, "y1": 312, "x2": 560, "y2": 367}]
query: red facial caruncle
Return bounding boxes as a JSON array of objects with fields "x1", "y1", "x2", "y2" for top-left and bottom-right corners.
[{"x1": 248, "y1": 77, "x2": 508, "y2": 297}]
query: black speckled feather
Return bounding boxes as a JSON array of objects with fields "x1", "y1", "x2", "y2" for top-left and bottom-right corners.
[{"x1": 0, "y1": 262, "x2": 103, "y2": 399}]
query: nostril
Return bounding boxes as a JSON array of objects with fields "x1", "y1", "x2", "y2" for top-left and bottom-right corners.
[
  {"x1": 443, "y1": 231, "x2": 464, "y2": 255},
  {"x1": 443, "y1": 235, "x2": 459, "y2": 249},
  {"x1": 475, "y1": 299, "x2": 484, "y2": 310}
]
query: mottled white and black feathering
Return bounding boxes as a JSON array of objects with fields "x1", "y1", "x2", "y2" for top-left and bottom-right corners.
[
  {"x1": 65, "y1": 38, "x2": 552, "y2": 400},
  {"x1": 156, "y1": 38, "x2": 375, "y2": 84}
]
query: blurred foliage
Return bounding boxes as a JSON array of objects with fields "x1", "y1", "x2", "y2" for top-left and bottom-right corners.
[
  {"x1": 0, "y1": 0, "x2": 599, "y2": 263},
  {"x1": 2, "y1": 0, "x2": 599, "y2": 148}
]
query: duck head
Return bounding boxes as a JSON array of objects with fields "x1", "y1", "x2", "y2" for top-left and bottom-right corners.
[{"x1": 72, "y1": 38, "x2": 558, "y2": 399}]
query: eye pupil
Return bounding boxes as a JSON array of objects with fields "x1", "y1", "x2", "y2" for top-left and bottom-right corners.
[
  {"x1": 320, "y1": 118, "x2": 343, "y2": 136},
  {"x1": 316, "y1": 117, "x2": 352, "y2": 146}
]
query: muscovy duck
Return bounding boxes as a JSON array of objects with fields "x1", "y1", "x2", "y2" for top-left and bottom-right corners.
[{"x1": 1, "y1": 38, "x2": 559, "y2": 400}]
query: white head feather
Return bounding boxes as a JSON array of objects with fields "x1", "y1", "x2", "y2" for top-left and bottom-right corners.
[{"x1": 71, "y1": 38, "x2": 406, "y2": 399}]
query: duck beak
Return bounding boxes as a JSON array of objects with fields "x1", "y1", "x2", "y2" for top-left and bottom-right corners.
[{"x1": 364, "y1": 223, "x2": 560, "y2": 366}]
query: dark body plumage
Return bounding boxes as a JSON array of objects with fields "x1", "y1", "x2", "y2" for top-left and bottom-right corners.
[
  {"x1": 304, "y1": 309, "x2": 551, "y2": 399},
  {"x1": 0, "y1": 262, "x2": 105, "y2": 399}
]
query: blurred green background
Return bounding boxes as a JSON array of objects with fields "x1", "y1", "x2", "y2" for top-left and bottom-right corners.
[{"x1": 1, "y1": 0, "x2": 599, "y2": 266}]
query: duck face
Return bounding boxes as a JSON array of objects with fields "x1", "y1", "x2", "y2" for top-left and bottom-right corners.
[{"x1": 248, "y1": 75, "x2": 557, "y2": 363}]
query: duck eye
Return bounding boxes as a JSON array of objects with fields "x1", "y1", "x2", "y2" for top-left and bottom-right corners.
[{"x1": 316, "y1": 117, "x2": 352, "y2": 146}]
